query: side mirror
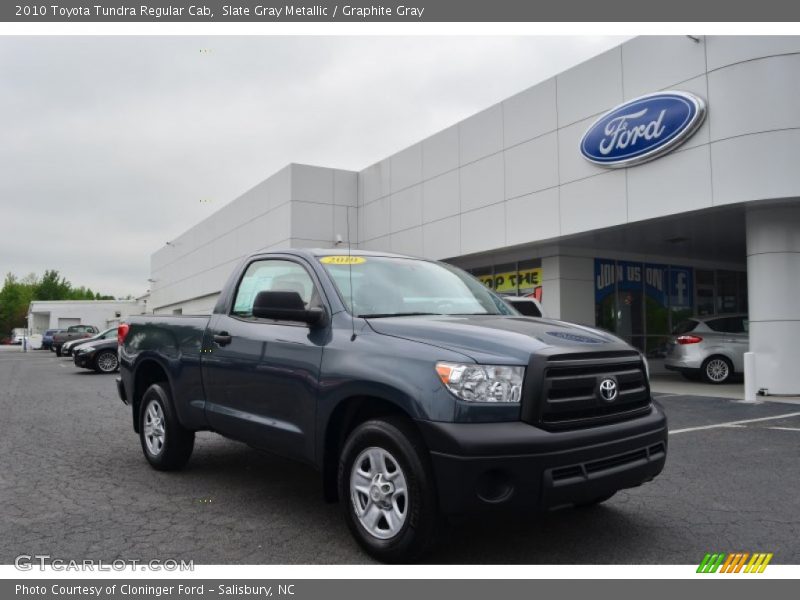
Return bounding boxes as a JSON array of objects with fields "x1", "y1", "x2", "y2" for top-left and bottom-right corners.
[{"x1": 252, "y1": 291, "x2": 326, "y2": 327}]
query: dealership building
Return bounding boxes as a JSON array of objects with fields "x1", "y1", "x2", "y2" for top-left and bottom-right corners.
[{"x1": 148, "y1": 35, "x2": 800, "y2": 395}]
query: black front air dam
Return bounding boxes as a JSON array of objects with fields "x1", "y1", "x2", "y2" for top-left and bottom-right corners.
[{"x1": 415, "y1": 404, "x2": 667, "y2": 515}]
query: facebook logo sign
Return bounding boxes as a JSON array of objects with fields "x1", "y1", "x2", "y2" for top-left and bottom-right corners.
[{"x1": 669, "y1": 267, "x2": 693, "y2": 308}]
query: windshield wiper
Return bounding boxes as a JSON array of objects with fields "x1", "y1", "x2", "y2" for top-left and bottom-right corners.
[{"x1": 358, "y1": 312, "x2": 442, "y2": 318}]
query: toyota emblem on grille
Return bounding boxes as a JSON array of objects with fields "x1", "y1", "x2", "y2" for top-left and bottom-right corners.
[{"x1": 598, "y1": 378, "x2": 618, "y2": 402}]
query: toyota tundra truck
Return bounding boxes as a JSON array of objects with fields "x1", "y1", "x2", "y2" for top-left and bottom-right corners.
[{"x1": 117, "y1": 249, "x2": 667, "y2": 562}]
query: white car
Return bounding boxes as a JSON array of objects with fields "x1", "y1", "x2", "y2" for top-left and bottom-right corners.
[{"x1": 504, "y1": 296, "x2": 544, "y2": 318}]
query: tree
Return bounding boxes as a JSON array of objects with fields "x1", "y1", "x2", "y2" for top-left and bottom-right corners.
[
  {"x1": 34, "y1": 270, "x2": 70, "y2": 300},
  {"x1": 0, "y1": 274, "x2": 34, "y2": 336},
  {"x1": 0, "y1": 269, "x2": 121, "y2": 336}
]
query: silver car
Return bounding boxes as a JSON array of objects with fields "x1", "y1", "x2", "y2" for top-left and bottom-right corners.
[{"x1": 664, "y1": 314, "x2": 749, "y2": 384}]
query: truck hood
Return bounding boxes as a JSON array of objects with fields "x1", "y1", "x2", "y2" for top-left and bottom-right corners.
[{"x1": 365, "y1": 314, "x2": 634, "y2": 364}]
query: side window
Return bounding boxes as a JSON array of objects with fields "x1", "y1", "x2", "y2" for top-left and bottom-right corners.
[
  {"x1": 673, "y1": 320, "x2": 698, "y2": 335},
  {"x1": 730, "y1": 317, "x2": 746, "y2": 334},
  {"x1": 706, "y1": 318, "x2": 726, "y2": 333},
  {"x1": 232, "y1": 259, "x2": 319, "y2": 318}
]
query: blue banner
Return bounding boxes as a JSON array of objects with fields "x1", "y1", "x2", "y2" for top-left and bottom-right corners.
[
  {"x1": 669, "y1": 266, "x2": 693, "y2": 308},
  {"x1": 596, "y1": 258, "x2": 693, "y2": 308}
]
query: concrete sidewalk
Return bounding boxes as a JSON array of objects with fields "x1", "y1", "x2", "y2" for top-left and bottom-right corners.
[
  {"x1": 651, "y1": 372, "x2": 800, "y2": 404},
  {"x1": 650, "y1": 372, "x2": 745, "y2": 400}
]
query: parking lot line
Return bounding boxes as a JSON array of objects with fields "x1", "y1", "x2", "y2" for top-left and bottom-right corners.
[
  {"x1": 767, "y1": 426, "x2": 800, "y2": 432},
  {"x1": 669, "y1": 411, "x2": 800, "y2": 434}
]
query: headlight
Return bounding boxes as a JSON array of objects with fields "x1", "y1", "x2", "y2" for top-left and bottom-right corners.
[
  {"x1": 435, "y1": 362, "x2": 524, "y2": 403},
  {"x1": 78, "y1": 346, "x2": 94, "y2": 354}
]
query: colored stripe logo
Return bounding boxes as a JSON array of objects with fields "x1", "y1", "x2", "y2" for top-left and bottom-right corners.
[{"x1": 697, "y1": 552, "x2": 773, "y2": 573}]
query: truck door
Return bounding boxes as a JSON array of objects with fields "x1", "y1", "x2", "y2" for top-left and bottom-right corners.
[{"x1": 201, "y1": 257, "x2": 328, "y2": 461}]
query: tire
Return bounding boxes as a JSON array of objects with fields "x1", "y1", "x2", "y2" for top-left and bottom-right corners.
[
  {"x1": 138, "y1": 382, "x2": 194, "y2": 471},
  {"x1": 94, "y1": 350, "x2": 119, "y2": 373},
  {"x1": 575, "y1": 492, "x2": 616, "y2": 508},
  {"x1": 702, "y1": 356, "x2": 733, "y2": 384},
  {"x1": 338, "y1": 417, "x2": 439, "y2": 563},
  {"x1": 55, "y1": 346, "x2": 62, "y2": 357}
]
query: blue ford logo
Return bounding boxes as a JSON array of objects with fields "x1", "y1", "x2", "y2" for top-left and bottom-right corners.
[{"x1": 580, "y1": 91, "x2": 706, "y2": 168}]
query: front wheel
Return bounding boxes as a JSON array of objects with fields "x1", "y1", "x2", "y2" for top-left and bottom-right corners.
[
  {"x1": 702, "y1": 356, "x2": 733, "y2": 384},
  {"x1": 55, "y1": 346, "x2": 62, "y2": 357},
  {"x1": 94, "y1": 350, "x2": 119, "y2": 373},
  {"x1": 139, "y1": 383, "x2": 194, "y2": 471},
  {"x1": 338, "y1": 418, "x2": 439, "y2": 563}
]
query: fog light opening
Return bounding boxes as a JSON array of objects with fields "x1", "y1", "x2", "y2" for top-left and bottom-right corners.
[{"x1": 476, "y1": 469, "x2": 514, "y2": 504}]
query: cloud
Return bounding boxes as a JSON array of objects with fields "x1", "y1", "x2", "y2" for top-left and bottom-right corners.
[{"x1": 0, "y1": 35, "x2": 627, "y2": 297}]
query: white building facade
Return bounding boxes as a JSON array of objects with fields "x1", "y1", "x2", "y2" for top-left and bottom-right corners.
[
  {"x1": 148, "y1": 36, "x2": 800, "y2": 395},
  {"x1": 27, "y1": 300, "x2": 143, "y2": 333}
]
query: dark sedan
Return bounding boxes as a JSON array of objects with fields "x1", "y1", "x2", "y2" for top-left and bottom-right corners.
[
  {"x1": 73, "y1": 338, "x2": 119, "y2": 373},
  {"x1": 62, "y1": 327, "x2": 117, "y2": 357}
]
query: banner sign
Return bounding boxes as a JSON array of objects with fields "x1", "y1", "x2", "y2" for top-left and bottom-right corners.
[
  {"x1": 669, "y1": 266, "x2": 693, "y2": 308},
  {"x1": 479, "y1": 267, "x2": 542, "y2": 295},
  {"x1": 595, "y1": 259, "x2": 692, "y2": 306}
]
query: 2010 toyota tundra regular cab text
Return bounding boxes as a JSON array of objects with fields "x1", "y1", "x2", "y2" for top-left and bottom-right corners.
[{"x1": 116, "y1": 249, "x2": 667, "y2": 562}]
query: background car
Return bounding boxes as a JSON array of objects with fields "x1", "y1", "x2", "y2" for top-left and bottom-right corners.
[
  {"x1": 41, "y1": 329, "x2": 65, "y2": 350},
  {"x1": 73, "y1": 338, "x2": 119, "y2": 373},
  {"x1": 504, "y1": 296, "x2": 544, "y2": 318},
  {"x1": 62, "y1": 327, "x2": 117, "y2": 357},
  {"x1": 665, "y1": 314, "x2": 749, "y2": 384},
  {"x1": 53, "y1": 324, "x2": 100, "y2": 356}
]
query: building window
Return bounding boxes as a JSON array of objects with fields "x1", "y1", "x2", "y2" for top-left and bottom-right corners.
[{"x1": 594, "y1": 258, "x2": 746, "y2": 358}]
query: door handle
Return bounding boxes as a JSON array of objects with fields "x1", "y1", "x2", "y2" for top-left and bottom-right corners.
[{"x1": 213, "y1": 332, "x2": 233, "y2": 346}]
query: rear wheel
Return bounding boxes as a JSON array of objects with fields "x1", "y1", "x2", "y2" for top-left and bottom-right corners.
[
  {"x1": 139, "y1": 383, "x2": 194, "y2": 470},
  {"x1": 702, "y1": 356, "x2": 733, "y2": 384},
  {"x1": 338, "y1": 417, "x2": 439, "y2": 563},
  {"x1": 94, "y1": 350, "x2": 119, "y2": 373}
]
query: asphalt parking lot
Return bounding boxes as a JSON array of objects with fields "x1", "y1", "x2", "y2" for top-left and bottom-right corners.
[{"x1": 1, "y1": 347, "x2": 799, "y2": 564}]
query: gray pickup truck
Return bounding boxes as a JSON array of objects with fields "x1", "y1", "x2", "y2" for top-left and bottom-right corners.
[{"x1": 117, "y1": 249, "x2": 667, "y2": 562}]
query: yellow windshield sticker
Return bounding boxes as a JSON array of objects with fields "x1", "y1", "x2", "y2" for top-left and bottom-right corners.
[{"x1": 320, "y1": 256, "x2": 366, "y2": 265}]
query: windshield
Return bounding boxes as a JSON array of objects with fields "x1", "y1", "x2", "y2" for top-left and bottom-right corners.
[{"x1": 318, "y1": 256, "x2": 516, "y2": 317}]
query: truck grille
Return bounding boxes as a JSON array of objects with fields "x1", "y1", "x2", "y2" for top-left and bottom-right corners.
[{"x1": 522, "y1": 351, "x2": 651, "y2": 431}]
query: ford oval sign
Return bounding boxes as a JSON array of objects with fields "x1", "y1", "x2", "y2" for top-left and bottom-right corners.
[{"x1": 580, "y1": 91, "x2": 706, "y2": 168}]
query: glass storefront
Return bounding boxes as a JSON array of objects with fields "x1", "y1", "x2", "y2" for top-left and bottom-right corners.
[{"x1": 594, "y1": 258, "x2": 746, "y2": 357}]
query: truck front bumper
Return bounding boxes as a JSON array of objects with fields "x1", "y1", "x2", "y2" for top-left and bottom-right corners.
[{"x1": 416, "y1": 403, "x2": 667, "y2": 515}]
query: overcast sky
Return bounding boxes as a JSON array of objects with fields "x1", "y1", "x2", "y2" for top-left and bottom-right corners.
[{"x1": 1, "y1": 35, "x2": 627, "y2": 298}]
